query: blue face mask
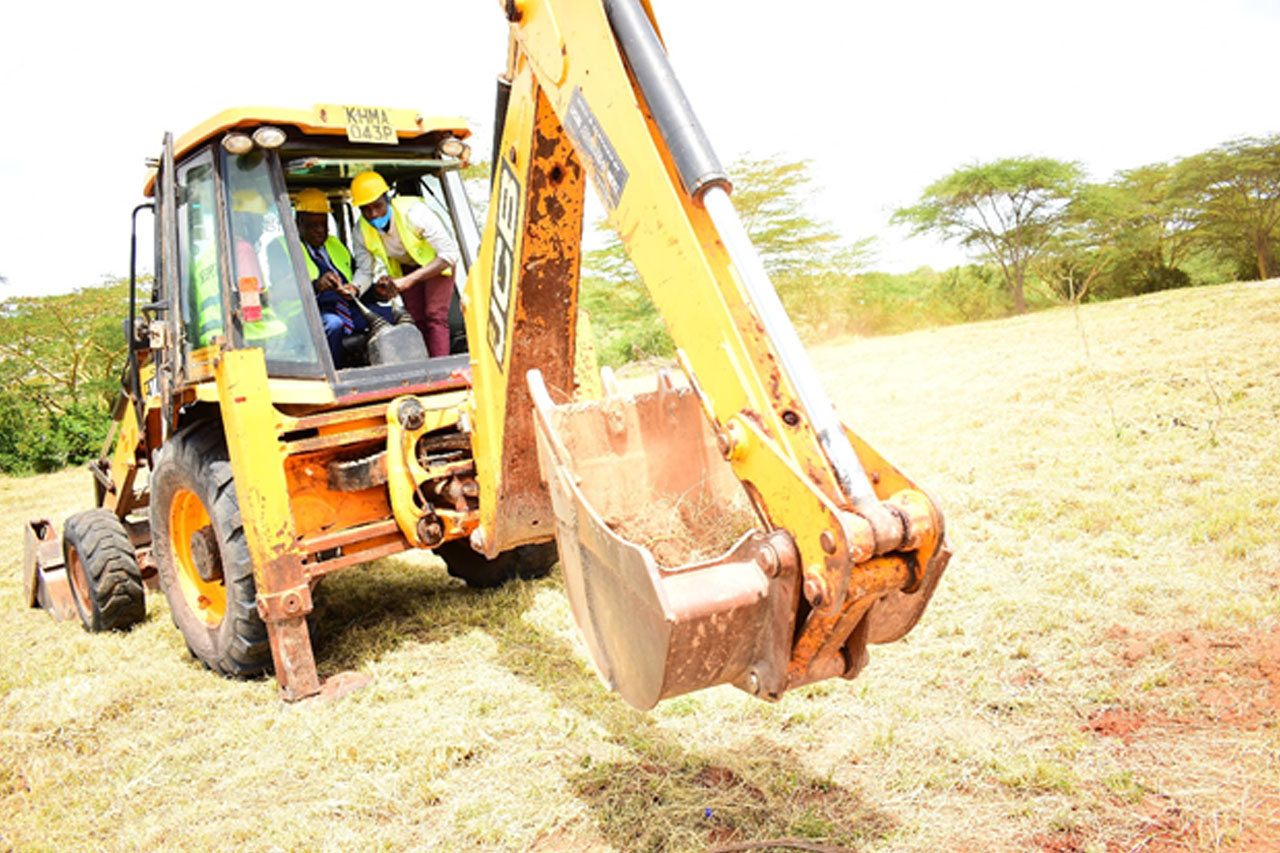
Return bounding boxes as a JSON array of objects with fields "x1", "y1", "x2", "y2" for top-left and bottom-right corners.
[{"x1": 367, "y1": 204, "x2": 392, "y2": 230}]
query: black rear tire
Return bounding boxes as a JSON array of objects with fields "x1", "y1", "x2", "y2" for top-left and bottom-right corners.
[
  {"x1": 437, "y1": 540, "x2": 558, "y2": 589},
  {"x1": 62, "y1": 509, "x2": 145, "y2": 632},
  {"x1": 149, "y1": 421, "x2": 270, "y2": 678}
]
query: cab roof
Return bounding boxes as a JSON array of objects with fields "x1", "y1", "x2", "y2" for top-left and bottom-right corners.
[{"x1": 143, "y1": 104, "x2": 470, "y2": 196}]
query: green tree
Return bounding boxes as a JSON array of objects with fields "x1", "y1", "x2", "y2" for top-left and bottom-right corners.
[
  {"x1": 1029, "y1": 182, "x2": 1124, "y2": 304},
  {"x1": 0, "y1": 279, "x2": 131, "y2": 472},
  {"x1": 893, "y1": 157, "x2": 1083, "y2": 313},
  {"x1": 727, "y1": 157, "x2": 843, "y2": 277},
  {"x1": 1112, "y1": 163, "x2": 1199, "y2": 280},
  {"x1": 585, "y1": 154, "x2": 873, "y2": 282},
  {"x1": 581, "y1": 155, "x2": 873, "y2": 361},
  {"x1": 1178, "y1": 135, "x2": 1280, "y2": 280}
]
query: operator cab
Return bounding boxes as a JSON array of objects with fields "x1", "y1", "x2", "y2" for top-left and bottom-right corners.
[{"x1": 147, "y1": 106, "x2": 479, "y2": 403}]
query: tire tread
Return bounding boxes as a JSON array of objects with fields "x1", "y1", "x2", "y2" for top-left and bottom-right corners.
[
  {"x1": 150, "y1": 421, "x2": 270, "y2": 679},
  {"x1": 62, "y1": 508, "x2": 145, "y2": 632}
]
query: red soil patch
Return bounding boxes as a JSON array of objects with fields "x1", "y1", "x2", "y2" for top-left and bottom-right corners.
[
  {"x1": 1105, "y1": 623, "x2": 1279, "y2": 730},
  {"x1": 1084, "y1": 707, "x2": 1147, "y2": 745},
  {"x1": 1092, "y1": 621, "x2": 1280, "y2": 851},
  {"x1": 1031, "y1": 833, "x2": 1088, "y2": 853},
  {"x1": 1118, "y1": 793, "x2": 1280, "y2": 853}
]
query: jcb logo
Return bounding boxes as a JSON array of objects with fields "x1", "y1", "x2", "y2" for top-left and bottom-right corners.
[{"x1": 487, "y1": 159, "x2": 521, "y2": 371}]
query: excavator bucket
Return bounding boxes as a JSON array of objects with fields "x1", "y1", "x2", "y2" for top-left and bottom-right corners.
[
  {"x1": 22, "y1": 518, "x2": 77, "y2": 622},
  {"x1": 528, "y1": 369, "x2": 800, "y2": 710}
]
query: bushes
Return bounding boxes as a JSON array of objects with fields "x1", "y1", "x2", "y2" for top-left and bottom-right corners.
[
  {"x1": 579, "y1": 261, "x2": 1026, "y2": 366},
  {"x1": 580, "y1": 277, "x2": 673, "y2": 367},
  {"x1": 0, "y1": 393, "x2": 112, "y2": 474},
  {"x1": 0, "y1": 280, "x2": 128, "y2": 474}
]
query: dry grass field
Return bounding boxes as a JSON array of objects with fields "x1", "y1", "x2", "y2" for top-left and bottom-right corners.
[{"x1": 0, "y1": 281, "x2": 1277, "y2": 852}]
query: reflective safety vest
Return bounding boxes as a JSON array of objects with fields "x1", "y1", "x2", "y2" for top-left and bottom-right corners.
[
  {"x1": 301, "y1": 235, "x2": 354, "y2": 283},
  {"x1": 192, "y1": 247, "x2": 224, "y2": 348},
  {"x1": 191, "y1": 242, "x2": 287, "y2": 348},
  {"x1": 357, "y1": 197, "x2": 449, "y2": 278}
]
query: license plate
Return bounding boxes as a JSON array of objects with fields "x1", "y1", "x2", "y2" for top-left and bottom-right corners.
[{"x1": 342, "y1": 105, "x2": 398, "y2": 145}]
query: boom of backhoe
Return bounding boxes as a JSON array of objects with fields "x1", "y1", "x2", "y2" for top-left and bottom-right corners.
[{"x1": 463, "y1": 0, "x2": 950, "y2": 707}]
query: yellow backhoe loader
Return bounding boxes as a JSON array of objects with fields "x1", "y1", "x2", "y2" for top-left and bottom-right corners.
[{"x1": 22, "y1": 0, "x2": 950, "y2": 708}]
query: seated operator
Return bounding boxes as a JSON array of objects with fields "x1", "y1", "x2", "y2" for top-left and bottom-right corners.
[
  {"x1": 199, "y1": 189, "x2": 287, "y2": 347},
  {"x1": 292, "y1": 188, "x2": 393, "y2": 367},
  {"x1": 348, "y1": 171, "x2": 460, "y2": 357}
]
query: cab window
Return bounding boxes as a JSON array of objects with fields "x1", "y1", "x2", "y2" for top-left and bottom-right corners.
[
  {"x1": 223, "y1": 150, "x2": 323, "y2": 374},
  {"x1": 175, "y1": 150, "x2": 222, "y2": 361}
]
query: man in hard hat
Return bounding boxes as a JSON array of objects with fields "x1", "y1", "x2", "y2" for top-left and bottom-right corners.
[
  {"x1": 292, "y1": 187, "x2": 392, "y2": 367},
  {"x1": 349, "y1": 170, "x2": 460, "y2": 357},
  {"x1": 194, "y1": 188, "x2": 286, "y2": 347}
]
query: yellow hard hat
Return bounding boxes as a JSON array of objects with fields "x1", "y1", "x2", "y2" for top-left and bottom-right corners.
[
  {"x1": 294, "y1": 188, "x2": 331, "y2": 214},
  {"x1": 350, "y1": 171, "x2": 390, "y2": 207},
  {"x1": 232, "y1": 188, "x2": 268, "y2": 214}
]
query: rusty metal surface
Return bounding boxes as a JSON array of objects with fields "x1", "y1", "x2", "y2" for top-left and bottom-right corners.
[
  {"x1": 865, "y1": 533, "x2": 953, "y2": 644},
  {"x1": 298, "y1": 518, "x2": 401, "y2": 555},
  {"x1": 267, "y1": 616, "x2": 321, "y2": 701},
  {"x1": 255, "y1": 583, "x2": 313, "y2": 623},
  {"x1": 529, "y1": 362, "x2": 951, "y2": 708},
  {"x1": 531, "y1": 373, "x2": 807, "y2": 709},
  {"x1": 788, "y1": 591, "x2": 879, "y2": 688},
  {"x1": 327, "y1": 451, "x2": 389, "y2": 492},
  {"x1": 22, "y1": 519, "x2": 77, "y2": 622},
  {"x1": 22, "y1": 519, "x2": 59, "y2": 608},
  {"x1": 485, "y1": 85, "x2": 586, "y2": 555},
  {"x1": 841, "y1": 426, "x2": 951, "y2": 645},
  {"x1": 306, "y1": 541, "x2": 407, "y2": 579},
  {"x1": 285, "y1": 425, "x2": 388, "y2": 456}
]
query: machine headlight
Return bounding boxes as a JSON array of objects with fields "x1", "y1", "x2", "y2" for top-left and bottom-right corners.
[
  {"x1": 440, "y1": 137, "x2": 470, "y2": 162},
  {"x1": 252, "y1": 126, "x2": 287, "y2": 149},
  {"x1": 221, "y1": 133, "x2": 253, "y2": 155}
]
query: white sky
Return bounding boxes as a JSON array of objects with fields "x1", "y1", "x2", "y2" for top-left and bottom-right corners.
[{"x1": 1, "y1": 0, "x2": 1276, "y2": 296}]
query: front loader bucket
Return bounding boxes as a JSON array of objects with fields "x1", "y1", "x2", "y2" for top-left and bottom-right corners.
[
  {"x1": 528, "y1": 370, "x2": 800, "y2": 710},
  {"x1": 22, "y1": 518, "x2": 76, "y2": 622}
]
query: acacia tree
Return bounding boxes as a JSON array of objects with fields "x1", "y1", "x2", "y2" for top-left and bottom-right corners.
[
  {"x1": 893, "y1": 157, "x2": 1082, "y2": 313},
  {"x1": 1178, "y1": 135, "x2": 1280, "y2": 280},
  {"x1": 0, "y1": 279, "x2": 130, "y2": 471},
  {"x1": 581, "y1": 155, "x2": 872, "y2": 361},
  {"x1": 1031, "y1": 182, "x2": 1134, "y2": 304},
  {"x1": 584, "y1": 154, "x2": 871, "y2": 283},
  {"x1": 1110, "y1": 163, "x2": 1200, "y2": 283},
  {"x1": 726, "y1": 157, "x2": 845, "y2": 277}
]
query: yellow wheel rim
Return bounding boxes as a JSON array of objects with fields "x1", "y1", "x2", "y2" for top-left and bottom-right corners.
[{"x1": 169, "y1": 488, "x2": 227, "y2": 628}]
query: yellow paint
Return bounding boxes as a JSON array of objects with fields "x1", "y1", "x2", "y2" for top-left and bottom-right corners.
[
  {"x1": 214, "y1": 349, "x2": 306, "y2": 597},
  {"x1": 167, "y1": 486, "x2": 227, "y2": 627},
  {"x1": 194, "y1": 377, "x2": 335, "y2": 406},
  {"x1": 145, "y1": 105, "x2": 471, "y2": 196},
  {"x1": 487, "y1": 0, "x2": 854, "y2": 569},
  {"x1": 106, "y1": 401, "x2": 140, "y2": 508},
  {"x1": 464, "y1": 61, "x2": 538, "y2": 551},
  {"x1": 384, "y1": 395, "x2": 475, "y2": 547}
]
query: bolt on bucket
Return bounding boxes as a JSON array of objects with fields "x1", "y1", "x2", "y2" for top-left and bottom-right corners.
[{"x1": 528, "y1": 369, "x2": 800, "y2": 710}]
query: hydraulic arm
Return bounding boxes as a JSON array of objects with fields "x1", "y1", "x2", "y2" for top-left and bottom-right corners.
[{"x1": 466, "y1": 0, "x2": 950, "y2": 708}]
